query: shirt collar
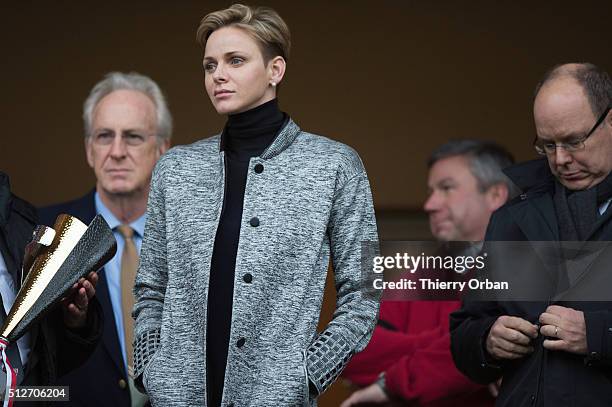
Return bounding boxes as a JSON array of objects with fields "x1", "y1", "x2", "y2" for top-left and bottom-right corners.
[
  {"x1": 600, "y1": 198, "x2": 612, "y2": 216},
  {"x1": 94, "y1": 192, "x2": 146, "y2": 237}
]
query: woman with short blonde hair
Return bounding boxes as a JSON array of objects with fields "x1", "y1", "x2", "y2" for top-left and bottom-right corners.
[{"x1": 133, "y1": 4, "x2": 380, "y2": 406}]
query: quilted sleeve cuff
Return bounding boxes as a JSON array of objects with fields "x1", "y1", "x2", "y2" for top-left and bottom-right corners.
[
  {"x1": 133, "y1": 328, "x2": 161, "y2": 391},
  {"x1": 306, "y1": 331, "x2": 353, "y2": 395}
]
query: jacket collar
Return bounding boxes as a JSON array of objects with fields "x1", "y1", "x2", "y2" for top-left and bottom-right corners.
[
  {"x1": 0, "y1": 172, "x2": 37, "y2": 229},
  {"x1": 503, "y1": 158, "x2": 555, "y2": 196},
  {"x1": 218, "y1": 118, "x2": 301, "y2": 160},
  {"x1": 503, "y1": 159, "x2": 559, "y2": 240},
  {"x1": 504, "y1": 158, "x2": 612, "y2": 241}
]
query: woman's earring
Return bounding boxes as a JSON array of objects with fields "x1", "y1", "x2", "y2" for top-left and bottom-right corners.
[{"x1": 270, "y1": 81, "x2": 277, "y2": 87}]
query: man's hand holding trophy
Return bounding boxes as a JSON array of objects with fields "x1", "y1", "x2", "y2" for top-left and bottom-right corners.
[{"x1": 0, "y1": 214, "x2": 116, "y2": 406}]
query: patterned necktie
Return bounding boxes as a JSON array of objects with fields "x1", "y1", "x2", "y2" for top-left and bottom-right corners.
[{"x1": 117, "y1": 225, "x2": 138, "y2": 376}]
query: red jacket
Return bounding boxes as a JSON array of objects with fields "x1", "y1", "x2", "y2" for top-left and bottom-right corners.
[{"x1": 342, "y1": 300, "x2": 494, "y2": 406}]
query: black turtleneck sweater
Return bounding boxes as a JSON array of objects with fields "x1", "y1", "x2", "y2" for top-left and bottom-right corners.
[{"x1": 207, "y1": 99, "x2": 286, "y2": 406}]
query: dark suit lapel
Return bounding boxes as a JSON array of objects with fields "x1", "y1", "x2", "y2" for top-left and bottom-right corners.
[
  {"x1": 584, "y1": 203, "x2": 612, "y2": 241},
  {"x1": 507, "y1": 194, "x2": 560, "y2": 285},
  {"x1": 550, "y1": 201, "x2": 612, "y2": 299},
  {"x1": 0, "y1": 177, "x2": 38, "y2": 302},
  {"x1": 97, "y1": 268, "x2": 126, "y2": 376},
  {"x1": 0, "y1": 179, "x2": 14, "y2": 273},
  {"x1": 79, "y1": 192, "x2": 127, "y2": 376},
  {"x1": 508, "y1": 194, "x2": 559, "y2": 241},
  {"x1": 65, "y1": 191, "x2": 98, "y2": 226},
  {"x1": 0, "y1": 232, "x2": 17, "y2": 281}
]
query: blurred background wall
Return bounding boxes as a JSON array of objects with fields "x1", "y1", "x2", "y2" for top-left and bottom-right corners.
[
  {"x1": 4, "y1": 1, "x2": 611, "y2": 216},
  {"x1": 2, "y1": 0, "x2": 611, "y2": 404}
]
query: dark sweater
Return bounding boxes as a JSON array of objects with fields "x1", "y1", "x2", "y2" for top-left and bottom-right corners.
[{"x1": 206, "y1": 99, "x2": 286, "y2": 406}]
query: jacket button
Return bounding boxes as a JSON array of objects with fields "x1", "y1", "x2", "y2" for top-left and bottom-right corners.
[
  {"x1": 237, "y1": 338, "x2": 246, "y2": 348},
  {"x1": 243, "y1": 273, "x2": 253, "y2": 283},
  {"x1": 530, "y1": 395, "x2": 535, "y2": 404},
  {"x1": 254, "y1": 163, "x2": 264, "y2": 173},
  {"x1": 249, "y1": 217, "x2": 260, "y2": 227},
  {"x1": 118, "y1": 379, "x2": 127, "y2": 389}
]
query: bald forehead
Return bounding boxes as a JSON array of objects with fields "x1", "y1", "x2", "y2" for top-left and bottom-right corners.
[
  {"x1": 534, "y1": 63, "x2": 598, "y2": 117},
  {"x1": 547, "y1": 63, "x2": 585, "y2": 77},
  {"x1": 536, "y1": 76, "x2": 585, "y2": 101},
  {"x1": 536, "y1": 63, "x2": 588, "y2": 94},
  {"x1": 534, "y1": 78, "x2": 592, "y2": 118}
]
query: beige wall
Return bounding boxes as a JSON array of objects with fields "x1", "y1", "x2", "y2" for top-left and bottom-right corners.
[{"x1": 4, "y1": 0, "x2": 611, "y2": 211}]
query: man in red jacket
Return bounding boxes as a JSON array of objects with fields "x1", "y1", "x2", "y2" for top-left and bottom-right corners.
[{"x1": 341, "y1": 140, "x2": 517, "y2": 406}]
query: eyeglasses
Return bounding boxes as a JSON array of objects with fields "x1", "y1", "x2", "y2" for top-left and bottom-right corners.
[
  {"x1": 533, "y1": 106, "x2": 611, "y2": 156},
  {"x1": 91, "y1": 132, "x2": 152, "y2": 147}
]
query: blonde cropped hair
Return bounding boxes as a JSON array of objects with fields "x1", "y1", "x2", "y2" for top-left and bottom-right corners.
[{"x1": 196, "y1": 3, "x2": 291, "y2": 63}]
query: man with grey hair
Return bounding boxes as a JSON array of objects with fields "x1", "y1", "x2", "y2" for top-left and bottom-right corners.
[
  {"x1": 341, "y1": 140, "x2": 515, "y2": 406},
  {"x1": 39, "y1": 71, "x2": 171, "y2": 407},
  {"x1": 424, "y1": 140, "x2": 519, "y2": 242},
  {"x1": 451, "y1": 63, "x2": 612, "y2": 406}
]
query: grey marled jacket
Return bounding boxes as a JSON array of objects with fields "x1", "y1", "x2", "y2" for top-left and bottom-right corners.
[{"x1": 133, "y1": 119, "x2": 380, "y2": 406}]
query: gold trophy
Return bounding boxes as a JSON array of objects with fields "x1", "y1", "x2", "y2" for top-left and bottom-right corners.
[{"x1": 0, "y1": 214, "x2": 116, "y2": 405}]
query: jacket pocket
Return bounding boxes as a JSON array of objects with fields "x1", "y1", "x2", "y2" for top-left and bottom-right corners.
[
  {"x1": 143, "y1": 346, "x2": 162, "y2": 394},
  {"x1": 254, "y1": 345, "x2": 311, "y2": 405},
  {"x1": 301, "y1": 349, "x2": 312, "y2": 407}
]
